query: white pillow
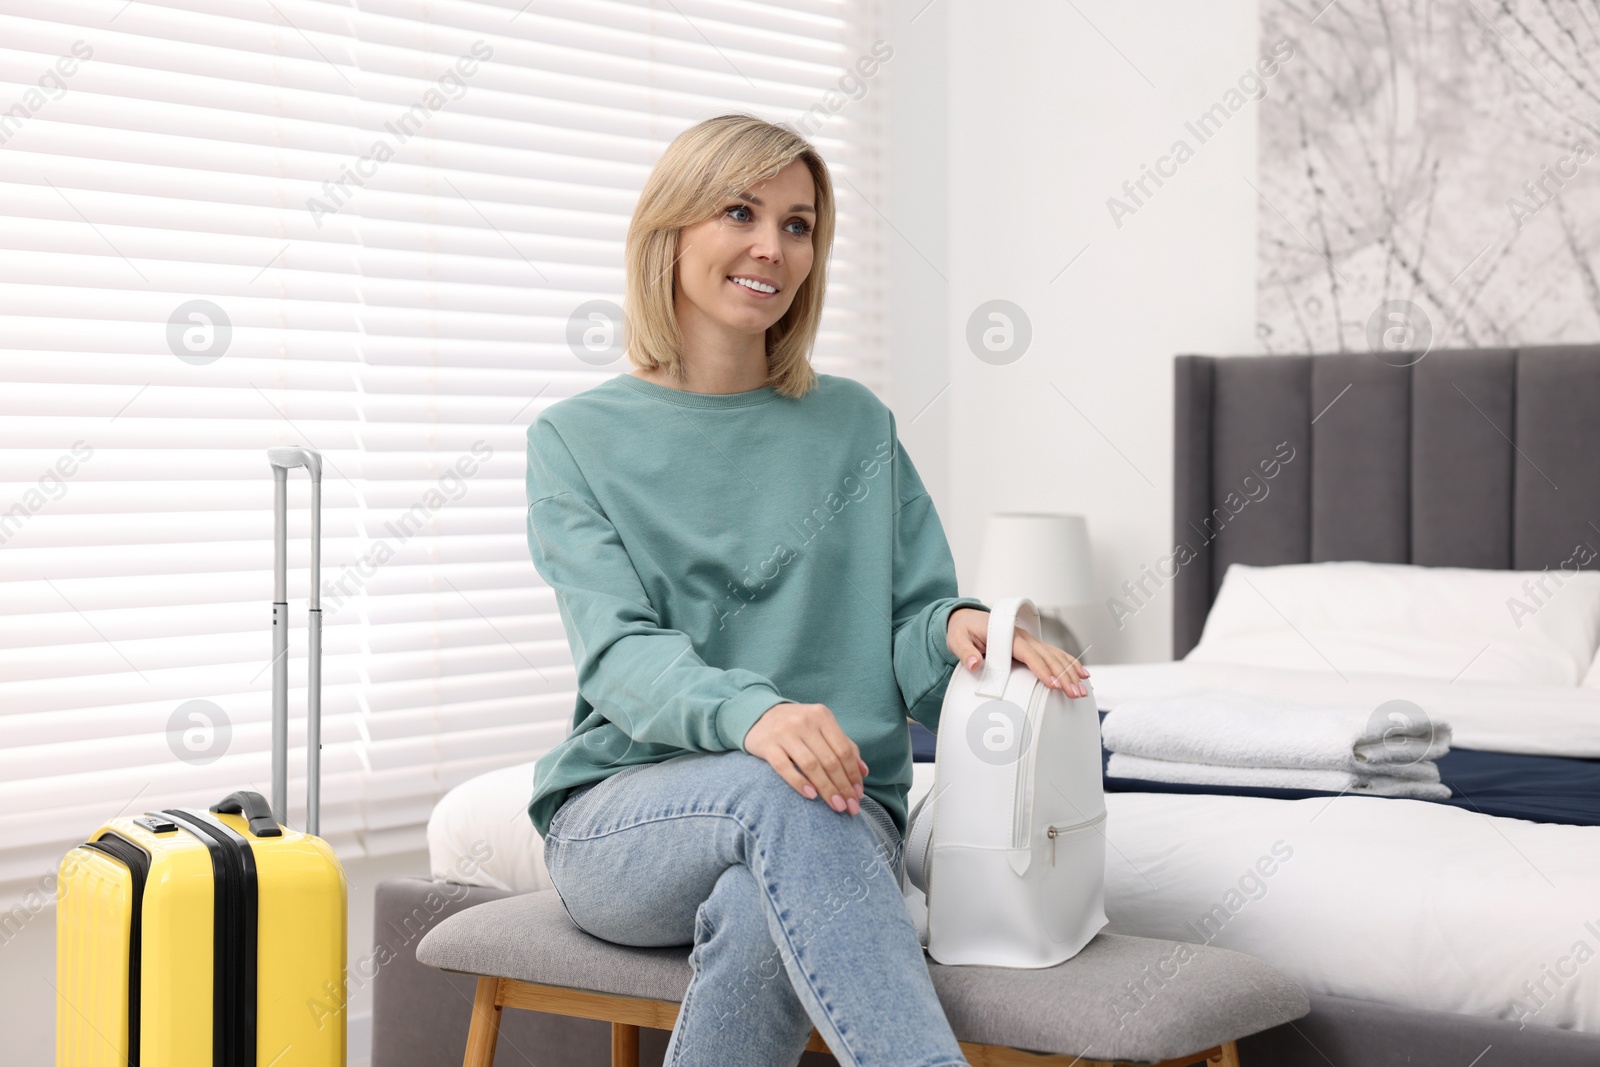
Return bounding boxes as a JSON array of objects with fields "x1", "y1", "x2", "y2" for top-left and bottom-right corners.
[
  {"x1": 1187, "y1": 561, "x2": 1600, "y2": 686},
  {"x1": 1584, "y1": 648, "x2": 1600, "y2": 688},
  {"x1": 427, "y1": 760, "x2": 550, "y2": 894}
]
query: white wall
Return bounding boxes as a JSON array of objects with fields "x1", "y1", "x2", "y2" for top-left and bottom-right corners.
[
  {"x1": 940, "y1": 0, "x2": 1262, "y2": 664},
  {"x1": 881, "y1": 0, "x2": 955, "y2": 507}
]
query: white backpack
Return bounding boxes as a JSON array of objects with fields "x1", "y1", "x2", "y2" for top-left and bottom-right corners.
[{"x1": 902, "y1": 597, "x2": 1108, "y2": 967}]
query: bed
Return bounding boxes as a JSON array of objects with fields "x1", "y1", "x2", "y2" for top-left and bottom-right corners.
[
  {"x1": 1095, "y1": 346, "x2": 1600, "y2": 1060},
  {"x1": 391, "y1": 346, "x2": 1600, "y2": 1066}
]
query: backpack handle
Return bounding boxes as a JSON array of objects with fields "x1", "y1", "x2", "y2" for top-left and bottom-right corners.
[{"x1": 974, "y1": 597, "x2": 1040, "y2": 698}]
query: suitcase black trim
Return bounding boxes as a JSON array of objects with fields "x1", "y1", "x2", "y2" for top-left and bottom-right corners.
[
  {"x1": 163, "y1": 809, "x2": 258, "y2": 1067},
  {"x1": 81, "y1": 832, "x2": 150, "y2": 1067}
]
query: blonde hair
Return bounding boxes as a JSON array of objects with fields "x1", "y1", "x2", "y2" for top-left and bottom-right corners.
[{"x1": 622, "y1": 113, "x2": 834, "y2": 400}]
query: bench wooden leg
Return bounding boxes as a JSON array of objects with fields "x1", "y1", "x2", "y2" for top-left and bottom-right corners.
[
  {"x1": 1087, "y1": 1040, "x2": 1243, "y2": 1067},
  {"x1": 463, "y1": 976, "x2": 502, "y2": 1067},
  {"x1": 611, "y1": 1021, "x2": 640, "y2": 1067},
  {"x1": 1208, "y1": 1041, "x2": 1241, "y2": 1067}
]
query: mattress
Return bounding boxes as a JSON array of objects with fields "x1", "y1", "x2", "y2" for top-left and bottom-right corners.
[{"x1": 428, "y1": 662, "x2": 1600, "y2": 1034}]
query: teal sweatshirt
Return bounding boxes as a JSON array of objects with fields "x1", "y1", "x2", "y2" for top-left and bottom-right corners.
[{"x1": 522, "y1": 370, "x2": 988, "y2": 841}]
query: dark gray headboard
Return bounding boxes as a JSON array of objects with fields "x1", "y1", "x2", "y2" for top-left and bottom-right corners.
[{"x1": 1171, "y1": 347, "x2": 1600, "y2": 658}]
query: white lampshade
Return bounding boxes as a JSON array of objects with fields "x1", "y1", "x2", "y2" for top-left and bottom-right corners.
[{"x1": 974, "y1": 512, "x2": 1094, "y2": 607}]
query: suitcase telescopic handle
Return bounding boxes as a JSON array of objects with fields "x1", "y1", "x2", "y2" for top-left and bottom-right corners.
[
  {"x1": 268, "y1": 447, "x2": 323, "y2": 837},
  {"x1": 210, "y1": 790, "x2": 284, "y2": 837}
]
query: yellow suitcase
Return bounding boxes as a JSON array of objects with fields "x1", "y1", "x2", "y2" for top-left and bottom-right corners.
[{"x1": 57, "y1": 447, "x2": 346, "y2": 1066}]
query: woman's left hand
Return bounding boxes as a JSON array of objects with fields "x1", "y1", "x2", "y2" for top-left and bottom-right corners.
[{"x1": 945, "y1": 607, "x2": 1090, "y2": 698}]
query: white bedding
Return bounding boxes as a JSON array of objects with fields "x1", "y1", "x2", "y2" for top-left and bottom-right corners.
[
  {"x1": 428, "y1": 662, "x2": 1600, "y2": 1034},
  {"x1": 1101, "y1": 789, "x2": 1600, "y2": 1033}
]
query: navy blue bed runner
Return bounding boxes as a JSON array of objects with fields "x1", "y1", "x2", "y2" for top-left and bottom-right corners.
[{"x1": 906, "y1": 714, "x2": 1600, "y2": 827}]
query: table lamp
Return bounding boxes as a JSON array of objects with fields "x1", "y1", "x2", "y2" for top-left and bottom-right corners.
[{"x1": 973, "y1": 512, "x2": 1095, "y2": 658}]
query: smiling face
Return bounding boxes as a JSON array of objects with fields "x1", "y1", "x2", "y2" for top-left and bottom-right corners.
[{"x1": 672, "y1": 159, "x2": 816, "y2": 358}]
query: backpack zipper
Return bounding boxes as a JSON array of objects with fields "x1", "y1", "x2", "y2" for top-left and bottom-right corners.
[
  {"x1": 1012, "y1": 683, "x2": 1050, "y2": 851},
  {"x1": 1046, "y1": 810, "x2": 1108, "y2": 866}
]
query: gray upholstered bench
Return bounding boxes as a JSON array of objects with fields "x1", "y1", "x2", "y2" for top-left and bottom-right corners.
[{"x1": 416, "y1": 889, "x2": 1308, "y2": 1067}]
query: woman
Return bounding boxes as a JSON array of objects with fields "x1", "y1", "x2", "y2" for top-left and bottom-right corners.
[{"x1": 524, "y1": 113, "x2": 1089, "y2": 1067}]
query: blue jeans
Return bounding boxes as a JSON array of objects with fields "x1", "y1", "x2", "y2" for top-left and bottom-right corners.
[{"x1": 542, "y1": 749, "x2": 969, "y2": 1067}]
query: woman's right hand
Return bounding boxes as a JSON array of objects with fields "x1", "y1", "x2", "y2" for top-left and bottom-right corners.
[{"x1": 743, "y1": 702, "x2": 867, "y2": 816}]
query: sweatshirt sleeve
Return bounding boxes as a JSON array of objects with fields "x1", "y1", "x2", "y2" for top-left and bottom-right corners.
[
  {"x1": 886, "y1": 417, "x2": 988, "y2": 734},
  {"x1": 526, "y1": 414, "x2": 790, "y2": 753}
]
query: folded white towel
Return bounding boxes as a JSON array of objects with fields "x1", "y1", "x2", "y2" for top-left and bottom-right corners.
[
  {"x1": 1120, "y1": 750, "x2": 1442, "y2": 782},
  {"x1": 1106, "y1": 752, "x2": 1453, "y2": 799},
  {"x1": 1100, "y1": 689, "x2": 1453, "y2": 773}
]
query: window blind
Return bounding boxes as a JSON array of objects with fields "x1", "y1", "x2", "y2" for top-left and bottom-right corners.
[{"x1": 0, "y1": 0, "x2": 887, "y2": 889}]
